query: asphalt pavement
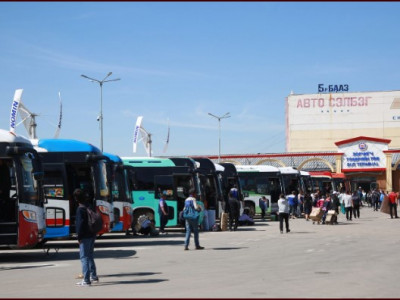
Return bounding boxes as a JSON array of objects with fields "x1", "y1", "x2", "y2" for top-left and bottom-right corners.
[{"x1": 0, "y1": 206, "x2": 399, "y2": 298}]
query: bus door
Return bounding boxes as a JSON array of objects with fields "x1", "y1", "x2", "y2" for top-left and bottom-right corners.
[
  {"x1": 1, "y1": 152, "x2": 45, "y2": 248},
  {"x1": 43, "y1": 165, "x2": 70, "y2": 239},
  {"x1": 154, "y1": 175, "x2": 178, "y2": 226},
  {"x1": 267, "y1": 176, "x2": 282, "y2": 216},
  {"x1": 110, "y1": 164, "x2": 133, "y2": 232}
]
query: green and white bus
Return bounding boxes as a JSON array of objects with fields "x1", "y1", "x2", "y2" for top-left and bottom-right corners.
[
  {"x1": 236, "y1": 165, "x2": 282, "y2": 218},
  {"x1": 122, "y1": 157, "x2": 201, "y2": 228}
]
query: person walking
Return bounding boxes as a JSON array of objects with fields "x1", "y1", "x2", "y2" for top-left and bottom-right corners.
[
  {"x1": 298, "y1": 190, "x2": 304, "y2": 218},
  {"x1": 74, "y1": 188, "x2": 99, "y2": 286},
  {"x1": 287, "y1": 191, "x2": 298, "y2": 219},
  {"x1": 343, "y1": 190, "x2": 353, "y2": 221},
  {"x1": 303, "y1": 192, "x2": 313, "y2": 221},
  {"x1": 388, "y1": 190, "x2": 399, "y2": 219},
  {"x1": 183, "y1": 188, "x2": 204, "y2": 250},
  {"x1": 228, "y1": 188, "x2": 241, "y2": 231},
  {"x1": 259, "y1": 196, "x2": 268, "y2": 221},
  {"x1": 371, "y1": 189, "x2": 380, "y2": 211},
  {"x1": 330, "y1": 191, "x2": 340, "y2": 224},
  {"x1": 277, "y1": 193, "x2": 290, "y2": 234},
  {"x1": 352, "y1": 191, "x2": 361, "y2": 219},
  {"x1": 158, "y1": 193, "x2": 169, "y2": 234}
]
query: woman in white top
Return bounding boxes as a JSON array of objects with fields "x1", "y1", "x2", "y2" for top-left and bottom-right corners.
[{"x1": 277, "y1": 194, "x2": 290, "y2": 234}]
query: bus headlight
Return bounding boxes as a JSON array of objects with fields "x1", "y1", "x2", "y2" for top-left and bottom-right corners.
[
  {"x1": 22, "y1": 210, "x2": 37, "y2": 222},
  {"x1": 98, "y1": 205, "x2": 109, "y2": 214}
]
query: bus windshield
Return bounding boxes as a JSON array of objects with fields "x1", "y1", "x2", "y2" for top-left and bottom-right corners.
[
  {"x1": 93, "y1": 160, "x2": 110, "y2": 202},
  {"x1": 112, "y1": 167, "x2": 131, "y2": 203},
  {"x1": 19, "y1": 154, "x2": 39, "y2": 206},
  {"x1": 281, "y1": 174, "x2": 300, "y2": 195}
]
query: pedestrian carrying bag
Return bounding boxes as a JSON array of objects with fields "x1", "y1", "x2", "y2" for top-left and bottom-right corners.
[
  {"x1": 87, "y1": 207, "x2": 103, "y2": 234},
  {"x1": 182, "y1": 205, "x2": 199, "y2": 220}
]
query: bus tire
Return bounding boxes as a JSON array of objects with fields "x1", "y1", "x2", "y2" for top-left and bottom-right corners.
[{"x1": 244, "y1": 205, "x2": 255, "y2": 218}]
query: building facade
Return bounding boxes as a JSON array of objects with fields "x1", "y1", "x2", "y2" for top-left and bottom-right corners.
[
  {"x1": 198, "y1": 90, "x2": 400, "y2": 193},
  {"x1": 285, "y1": 90, "x2": 400, "y2": 152}
]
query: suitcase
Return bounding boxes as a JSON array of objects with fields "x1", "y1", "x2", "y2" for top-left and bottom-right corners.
[{"x1": 220, "y1": 212, "x2": 229, "y2": 231}]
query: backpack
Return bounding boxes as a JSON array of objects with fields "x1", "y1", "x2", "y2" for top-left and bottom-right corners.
[
  {"x1": 183, "y1": 205, "x2": 199, "y2": 220},
  {"x1": 87, "y1": 206, "x2": 103, "y2": 234}
]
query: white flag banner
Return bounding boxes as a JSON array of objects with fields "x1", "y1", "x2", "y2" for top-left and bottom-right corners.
[
  {"x1": 133, "y1": 116, "x2": 143, "y2": 153},
  {"x1": 9, "y1": 89, "x2": 23, "y2": 134}
]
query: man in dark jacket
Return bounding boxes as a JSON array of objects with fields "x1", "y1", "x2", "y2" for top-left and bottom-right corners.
[
  {"x1": 74, "y1": 188, "x2": 99, "y2": 286},
  {"x1": 228, "y1": 188, "x2": 240, "y2": 231}
]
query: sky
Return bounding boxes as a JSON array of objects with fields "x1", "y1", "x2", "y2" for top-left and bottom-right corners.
[{"x1": 1, "y1": 2, "x2": 400, "y2": 158}]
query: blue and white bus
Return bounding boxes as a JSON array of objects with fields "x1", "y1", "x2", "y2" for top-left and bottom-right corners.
[{"x1": 34, "y1": 139, "x2": 112, "y2": 239}]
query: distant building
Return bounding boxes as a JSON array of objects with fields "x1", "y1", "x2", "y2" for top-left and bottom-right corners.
[
  {"x1": 196, "y1": 90, "x2": 400, "y2": 193},
  {"x1": 285, "y1": 90, "x2": 400, "y2": 152}
]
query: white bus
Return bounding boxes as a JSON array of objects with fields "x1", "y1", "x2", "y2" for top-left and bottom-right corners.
[{"x1": 236, "y1": 165, "x2": 282, "y2": 218}]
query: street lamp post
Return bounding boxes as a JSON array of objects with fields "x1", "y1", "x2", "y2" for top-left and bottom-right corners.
[
  {"x1": 208, "y1": 112, "x2": 231, "y2": 162},
  {"x1": 81, "y1": 72, "x2": 120, "y2": 152}
]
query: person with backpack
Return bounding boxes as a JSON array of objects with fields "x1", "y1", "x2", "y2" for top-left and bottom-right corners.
[
  {"x1": 74, "y1": 188, "x2": 99, "y2": 286},
  {"x1": 183, "y1": 188, "x2": 204, "y2": 250}
]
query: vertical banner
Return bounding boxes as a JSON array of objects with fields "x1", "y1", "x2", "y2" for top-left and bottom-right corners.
[
  {"x1": 9, "y1": 89, "x2": 23, "y2": 134},
  {"x1": 133, "y1": 116, "x2": 143, "y2": 153}
]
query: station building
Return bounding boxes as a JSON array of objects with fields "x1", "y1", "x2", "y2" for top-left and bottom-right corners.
[{"x1": 204, "y1": 90, "x2": 400, "y2": 193}]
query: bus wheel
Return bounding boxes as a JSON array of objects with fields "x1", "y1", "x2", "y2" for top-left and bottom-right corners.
[
  {"x1": 245, "y1": 206, "x2": 255, "y2": 218},
  {"x1": 133, "y1": 209, "x2": 155, "y2": 225}
]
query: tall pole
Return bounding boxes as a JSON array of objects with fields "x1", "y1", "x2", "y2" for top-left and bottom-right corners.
[
  {"x1": 208, "y1": 112, "x2": 231, "y2": 162},
  {"x1": 100, "y1": 81, "x2": 103, "y2": 152},
  {"x1": 81, "y1": 72, "x2": 120, "y2": 152}
]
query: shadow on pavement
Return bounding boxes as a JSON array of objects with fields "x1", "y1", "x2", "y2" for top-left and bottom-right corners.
[
  {"x1": 0, "y1": 249, "x2": 137, "y2": 263},
  {"x1": 212, "y1": 247, "x2": 248, "y2": 250}
]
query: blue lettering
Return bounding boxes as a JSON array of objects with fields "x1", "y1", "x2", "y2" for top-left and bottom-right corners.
[{"x1": 10, "y1": 101, "x2": 18, "y2": 128}]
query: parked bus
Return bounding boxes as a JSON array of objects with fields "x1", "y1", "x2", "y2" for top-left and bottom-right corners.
[
  {"x1": 34, "y1": 139, "x2": 112, "y2": 239},
  {"x1": 219, "y1": 162, "x2": 244, "y2": 214},
  {"x1": 309, "y1": 171, "x2": 334, "y2": 196},
  {"x1": 103, "y1": 152, "x2": 133, "y2": 234},
  {"x1": 300, "y1": 170, "x2": 313, "y2": 193},
  {"x1": 278, "y1": 167, "x2": 302, "y2": 196},
  {"x1": 192, "y1": 158, "x2": 224, "y2": 228},
  {"x1": 236, "y1": 165, "x2": 282, "y2": 218},
  {"x1": 0, "y1": 129, "x2": 46, "y2": 248},
  {"x1": 122, "y1": 157, "x2": 202, "y2": 228}
]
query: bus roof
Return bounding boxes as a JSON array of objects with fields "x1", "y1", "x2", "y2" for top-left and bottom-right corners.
[
  {"x1": 300, "y1": 170, "x2": 310, "y2": 176},
  {"x1": 214, "y1": 163, "x2": 225, "y2": 172},
  {"x1": 103, "y1": 152, "x2": 122, "y2": 163},
  {"x1": 309, "y1": 171, "x2": 332, "y2": 178},
  {"x1": 0, "y1": 129, "x2": 31, "y2": 145},
  {"x1": 35, "y1": 139, "x2": 102, "y2": 153},
  {"x1": 278, "y1": 167, "x2": 300, "y2": 174},
  {"x1": 236, "y1": 165, "x2": 280, "y2": 173},
  {"x1": 121, "y1": 156, "x2": 175, "y2": 167}
]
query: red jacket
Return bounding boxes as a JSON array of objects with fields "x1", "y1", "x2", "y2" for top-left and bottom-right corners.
[{"x1": 388, "y1": 192, "x2": 397, "y2": 204}]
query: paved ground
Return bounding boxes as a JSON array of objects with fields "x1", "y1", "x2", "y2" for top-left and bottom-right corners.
[{"x1": 0, "y1": 206, "x2": 399, "y2": 298}]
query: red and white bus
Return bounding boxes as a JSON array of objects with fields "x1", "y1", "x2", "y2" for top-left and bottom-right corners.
[{"x1": 0, "y1": 129, "x2": 46, "y2": 248}]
